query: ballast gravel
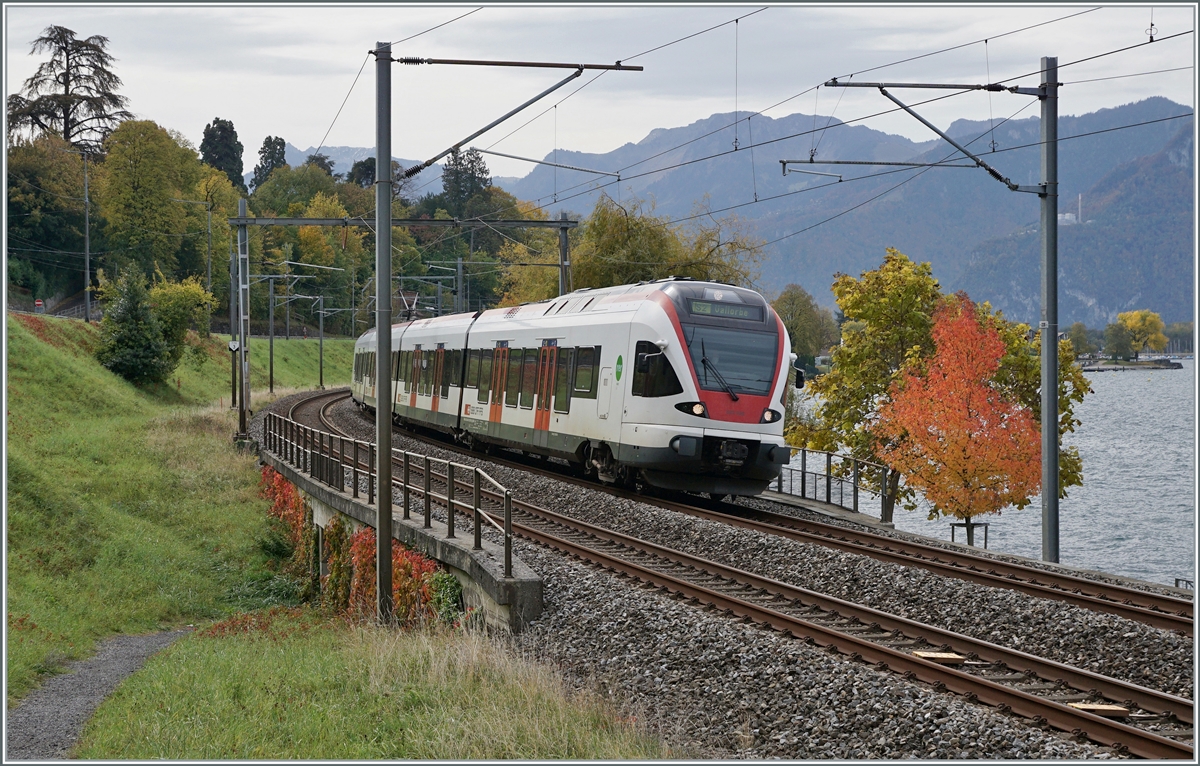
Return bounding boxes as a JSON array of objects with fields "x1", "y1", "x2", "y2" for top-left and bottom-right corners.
[{"x1": 252, "y1": 395, "x2": 1186, "y2": 757}]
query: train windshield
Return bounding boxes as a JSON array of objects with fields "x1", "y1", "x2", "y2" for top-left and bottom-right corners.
[{"x1": 681, "y1": 324, "x2": 778, "y2": 396}]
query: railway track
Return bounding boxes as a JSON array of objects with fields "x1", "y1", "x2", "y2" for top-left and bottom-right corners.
[
  {"x1": 320, "y1": 391, "x2": 1192, "y2": 634},
  {"x1": 266, "y1": 390, "x2": 1194, "y2": 758}
]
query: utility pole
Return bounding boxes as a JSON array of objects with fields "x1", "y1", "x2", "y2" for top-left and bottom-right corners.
[
  {"x1": 456, "y1": 256, "x2": 463, "y2": 313},
  {"x1": 373, "y1": 40, "x2": 395, "y2": 625},
  {"x1": 237, "y1": 198, "x2": 251, "y2": 439},
  {"x1": 83, "y1": 153, "x2": 91, "y2": 322},
  {"x1": 558, "y1": 210, "x2": 570, "y2": 296},
  {"x1": 269, "y1": 279, "x2": 275, "y2": 393},
  {"x1": 1039, "y1": 56, "x2": 1060, "y2": 563},
  {"x1": 229, "y1": 235, "x2": 238, "y2": 409},
  {"x1": 821, "y1": 56, "x2": 1061, "y2": 562}
]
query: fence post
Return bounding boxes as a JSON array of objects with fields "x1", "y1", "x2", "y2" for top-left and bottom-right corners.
[
  {"x1": 852, "y1": 459, "x2": 860, "y2": 513},
  {"x1": 800, "y1": 449, "x2": 807, "y2": 497},
  {"x1": 368, "y1": 443, "x2": 375, "y2": 505},
  {"x1": 447, "y1": 463, "x2": 456, "y2": 539},
  {"x1": 423, "y1": 456, "x2": 431, "y2": 528},
  {"x1": 825, "y1": 452, "x2": 832, "y2": 504},
  {"x1": 403, "y1": 452, "x2": 410, "y2": 520},
  {"x1": 473, "y1": 469, "x2": 482, "y2": 551},
  {"x1": 776, "y1": 458, "x2": 783, "y2": 493},
  {"x1": 881, "y1": 466, "x2": 888, "y2": 519},
  {"x1": 503, "y1": 490, "x2": 512, "y2": 578},
  {"x1": 352, "y1": 441, "x2": 359, "y2": 498}
]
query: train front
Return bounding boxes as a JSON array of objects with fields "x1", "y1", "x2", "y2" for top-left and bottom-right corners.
[{"x1": 622, "y1": 281, "x2": 795, "y2": 496}]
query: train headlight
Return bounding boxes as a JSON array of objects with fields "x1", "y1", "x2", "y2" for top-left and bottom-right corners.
[
  {"x1": 760, "y1": 409, "x2": 782, "y2": 423},
  {"x1": 675, "y1": 401, "x2": 708, "y2": 418}
]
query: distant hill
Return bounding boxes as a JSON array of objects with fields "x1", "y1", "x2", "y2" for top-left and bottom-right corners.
[{"x1": 956, "y1": 127, "x2": 1194, "y2": 325}]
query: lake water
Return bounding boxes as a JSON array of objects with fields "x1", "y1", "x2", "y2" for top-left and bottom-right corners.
[{"x1": 886, "y1": 359, "x2": 1195, "y2": 587}]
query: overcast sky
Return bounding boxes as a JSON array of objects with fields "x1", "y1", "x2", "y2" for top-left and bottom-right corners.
[{"x1": 5, "y1": 4, "x2": 1196, "y2": 178}]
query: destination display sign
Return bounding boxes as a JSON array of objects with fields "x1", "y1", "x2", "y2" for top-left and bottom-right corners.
[{"x1": 688, "y1": 299, "x2": 762, "y2": 321}]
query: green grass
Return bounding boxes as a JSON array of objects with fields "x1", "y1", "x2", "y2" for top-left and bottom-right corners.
[
  {"x1": 5, "y1": 315, "x2": 353, "y2": 705},
  {"x1": 74, "y1": 609, "x2": 669, "y2": 760},
  {"x1": 7, "y1": 314, "x2": 670, "y2": 759}
]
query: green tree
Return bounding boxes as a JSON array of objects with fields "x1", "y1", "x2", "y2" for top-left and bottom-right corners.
[
  {"x1": 6, "y1": 134, "x2": 86, "y2": 298},
  {"x1": 304, "y1": 152, "x2": 339, "y2": 179},
  {"x1": 568, "y1": 195, "x2": 761, "y2": 293},
  {"x1": 1116, "y1": 309, "x2": 1168, "y2": 361},
  {"x1": 149, "y1": 275, "x2": 215, "y2": 367},
  {"x1": 6, "y1": 25, "x2": 133, "y2": 151},
  {"x1": 250, "y1": 163, "x2": 337, "y2": 216},
  {"x1": 771, "y1": 284, "x2": 839, "y2": 367},
  {"x1": 251, "y1": 135, "x2": 287, "y2": 190},
  {"x1": 441, "y1": 147, "x2": 491, "y2": 216},
  {"x1": 1067, "y1": 321, "x2": 1097, "y2": 356},
  {"x1": 95, "y1": 120, "x2": 204, "y2": 277},
  {"x1": 1103, "y1": 321, "x2": 1134, "y2": 361},
  {"x1": 199, "y1": 117, "x2": 245, "y2": 193},
  {"x1": 95, "y1": 267, "x2": 171, "y2": 385}
]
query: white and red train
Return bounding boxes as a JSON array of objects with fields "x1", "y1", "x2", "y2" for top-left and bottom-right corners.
[{"x1": 351, "y1": 277, "x2": 799, "y2": 497}]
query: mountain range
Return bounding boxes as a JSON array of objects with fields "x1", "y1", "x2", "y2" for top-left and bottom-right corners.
[{"x1": 265, "y1": 98, "x2": 1194, "y2": 325}]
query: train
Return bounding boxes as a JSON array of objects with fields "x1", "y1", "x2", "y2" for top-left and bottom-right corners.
[{"x1": 351, "y1": 277, "x2": 801, "y2": 497}]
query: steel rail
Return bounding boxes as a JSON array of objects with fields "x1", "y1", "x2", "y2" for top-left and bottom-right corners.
[
  {"x1": 488, "y1": 496, "x2": 1193, "y2": 727},
  {"x1": 491, "y1": 509, "x2": 1193, "y2": 760}
]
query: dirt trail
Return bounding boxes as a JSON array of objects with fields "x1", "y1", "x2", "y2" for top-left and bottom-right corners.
[{"x1": 6, "y1": 630, "x2": 188, "y2": 760}]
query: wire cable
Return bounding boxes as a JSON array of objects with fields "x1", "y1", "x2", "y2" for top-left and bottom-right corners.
[
  {"x1": 387, "y1": 7, "x2": 482, "y2": 46},
  {"x1": 1063, "y1": 65, "x2": 1193, "y2": 85}
]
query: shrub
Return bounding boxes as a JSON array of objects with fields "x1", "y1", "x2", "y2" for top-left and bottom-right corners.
[{"x1": 95, "y1": 267, "x2": 172, "y2": 385}]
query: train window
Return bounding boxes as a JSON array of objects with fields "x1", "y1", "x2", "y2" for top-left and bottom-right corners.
[
  {"x1": 477, "y1": 349, "x2": 492, "y2": 403},
  {"x1": 393, "y1": 351, "x2": 401, "y2": 380},
  {"x1": 553, "y1": 347, "x2": 574, "y2": 413},
  {"x1": 451, "y1": 349, "x2": 463, "y2": 387},
  {"x1": 632, "y1": 341, "x2": 684, "y2": 397},
  {"x1": 466, "y1": 349, "x2": 480, "y2": 389},
  {"x1": 505, "y1": 349, "x2": 522, "y2": 407},
  {"x1": 519, "y1": 348, "x2": 538, "y2": 409},
  {"x1": 573, "y1": 346, "x2": 600, "y2": 398}
]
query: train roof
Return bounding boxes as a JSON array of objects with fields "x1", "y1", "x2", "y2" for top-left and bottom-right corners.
[{"x1": 355, "y1": 277, "x2": 769, "y2": 343}]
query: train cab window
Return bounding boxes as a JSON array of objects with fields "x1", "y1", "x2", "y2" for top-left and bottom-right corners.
[
  {"x1": 572, "y1": 346, "x2": 600, "y2": 399},
  {"x1": 466, "y1": 349, "x2": 481, "y2": 389},
  {"x1": 505, "y1": 349, "x2": 523, "y2": 407},
  {"x1": 553, "y1": 347, "x2": 574, "y2": 413},
  {"x1": 477, "y1": 349, "x2": 493, "y2": 403},
  {"x1": 632, "y1": 341, "x2": 684, "y2": 397},
  {"x1": 519, "y1": 348, "x2": 538, "y2": 409}
]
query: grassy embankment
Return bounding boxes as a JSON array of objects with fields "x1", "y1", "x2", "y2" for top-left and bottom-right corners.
[{"x1": 6, "y1": 314, "x2": 665, "y2": 758}]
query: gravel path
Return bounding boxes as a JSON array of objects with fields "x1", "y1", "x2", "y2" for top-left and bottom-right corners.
[
  {"x1": 251, "y1": 393, "x2": 1188, "y2": 757},
  {"x1": 5, "y1": 630, "x2": 188, "y2": 760}
]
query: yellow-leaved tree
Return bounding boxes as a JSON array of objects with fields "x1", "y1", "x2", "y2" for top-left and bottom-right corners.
[{"x1": 1116, "y1": 309, "x2": 1168, "y2": 361}]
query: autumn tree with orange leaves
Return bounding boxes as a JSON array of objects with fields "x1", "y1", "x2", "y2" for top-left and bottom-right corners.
[{"x1": 874, "y1": 295, "x2": 1042, "y2": 545}]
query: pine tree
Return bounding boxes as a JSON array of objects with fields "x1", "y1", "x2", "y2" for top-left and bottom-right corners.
[
  {"x1": 6, "y1": 25, "x2": 133, "y2": 152},
  {"x1": 96, "y1": 268, "x2": 172, "y2": 385},
  {"x1": 251, "y1": 136, "x2": 287, "y2": 190},
  {"x1": 200, "y1": 117, "x2": 246, "y2": 192}
]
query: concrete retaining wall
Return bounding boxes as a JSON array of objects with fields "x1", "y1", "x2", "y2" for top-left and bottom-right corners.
[{"x1": 260, "y1": 450, "x2": 542, "y2": 633}]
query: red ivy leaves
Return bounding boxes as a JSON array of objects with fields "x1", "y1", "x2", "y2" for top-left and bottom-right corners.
[{"x1": 348, "y1": 527, "x2": 438, "y2": 622}]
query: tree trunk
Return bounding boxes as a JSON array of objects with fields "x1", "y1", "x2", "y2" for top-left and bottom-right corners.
[
  {"x1": 964, "y1": 518, "x2": 976, "y2": 547},
  {"x1": 881, "y1": 469, "x2": 901, "y2": 524}
]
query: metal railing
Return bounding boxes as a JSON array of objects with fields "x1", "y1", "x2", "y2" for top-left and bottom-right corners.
[
  {"x1": 774, "y1": 447, "x2": 891, "y2": 521},
  {"x1": 263, "y1": 412, "x2": 514, "y2": 577},
  {"x1": 1175, "y1": 578, "x2": 1194, "y2": 590}
]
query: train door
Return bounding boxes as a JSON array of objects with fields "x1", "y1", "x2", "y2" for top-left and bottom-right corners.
[
  {"x1": 431, "y1": 344, "x2": 445, "y2": 417},
  {"x1": 489, "y1": 342, "x2": 509, "y2": 423},
  {"x1": 597, "y1": 367, "x2": 613, "y2": 420},
  {"x1": 533, "y1": 339, "x2": 557, "y2": 444},
  {"x1": 409, "y1": 347, "x2": 421, "y2": 409}
]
